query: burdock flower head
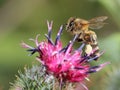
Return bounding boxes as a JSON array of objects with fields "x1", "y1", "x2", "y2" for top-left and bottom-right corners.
[{"x1": 22, "y1": 21, "x2": 109, "y2": 90}]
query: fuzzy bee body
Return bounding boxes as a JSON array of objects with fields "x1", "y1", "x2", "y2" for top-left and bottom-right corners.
[{"x1": 66, "y1": 16, "x2": 108, "y2": 60}]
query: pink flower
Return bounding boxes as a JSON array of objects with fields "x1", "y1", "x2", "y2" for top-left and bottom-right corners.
[{"x1": 22, "y1": 21, "x2": 109, "y2": 90}]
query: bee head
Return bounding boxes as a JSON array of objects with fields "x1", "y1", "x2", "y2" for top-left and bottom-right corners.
[{"x1": 66, "y1": 17, "x2": 76, "y2": 32}]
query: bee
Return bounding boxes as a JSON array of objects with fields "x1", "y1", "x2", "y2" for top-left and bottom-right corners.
[{"x1": 66, "y1": 16, "x2": 108, "y2": 60}]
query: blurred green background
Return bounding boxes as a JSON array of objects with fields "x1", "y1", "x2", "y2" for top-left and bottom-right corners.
[{"x1": 0, "y1": 0, "x2": 120, "y2": 90}]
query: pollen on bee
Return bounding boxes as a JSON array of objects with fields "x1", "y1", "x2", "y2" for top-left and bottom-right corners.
[{"x1": 85, "y1": 44, "x2": 92, "y2": 55}]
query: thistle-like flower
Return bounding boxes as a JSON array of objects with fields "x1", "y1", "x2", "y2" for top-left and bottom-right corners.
[{"x1": 22, "y1": 21, "x2": 109, "y2": 90}]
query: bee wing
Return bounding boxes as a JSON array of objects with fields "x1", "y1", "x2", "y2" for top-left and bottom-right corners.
[
  {"x1": 89, "y1": 16, "x2": 108, "y2": 23},
  {"x1": 89, "y1": 22, "x2": 107, "y2": 29},
  {"x1": 88, "y1": 16, "x2": 108, "y2": 29}
]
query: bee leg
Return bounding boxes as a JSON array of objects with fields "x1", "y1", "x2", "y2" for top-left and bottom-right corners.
[
  {"x1": 84, "y1": 44, "x2": 97, "y2": 61},
  {"x1": 75, "y1": 33, "x2": 83, "y2": 42},
  {"x1": 90, "y1": 45, "x2": 100, "y2": 61},
  {"x1": 84, "y1": 31, "x2": 100, "y2": 61},
  {"x1": 76, "y1": 38, "x2": 83, "y2": 42}
]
